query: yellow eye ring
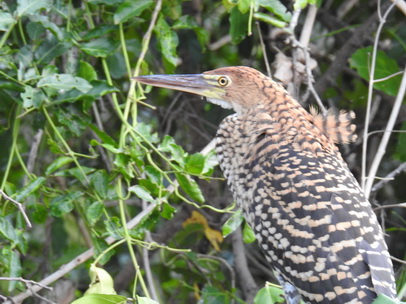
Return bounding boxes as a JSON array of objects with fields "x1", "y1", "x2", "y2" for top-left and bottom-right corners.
[{"x1": 218, "y1": 76, "x2": 229, "y2": 86}]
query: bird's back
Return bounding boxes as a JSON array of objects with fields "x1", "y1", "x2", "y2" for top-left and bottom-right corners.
[{"x1": 215, "y1": 98, "x2": 396, "y2": 303}]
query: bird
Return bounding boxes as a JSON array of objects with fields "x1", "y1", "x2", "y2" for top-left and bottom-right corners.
[{"x1": 133, "y1": 66, "x2": 396, "y2": 303}]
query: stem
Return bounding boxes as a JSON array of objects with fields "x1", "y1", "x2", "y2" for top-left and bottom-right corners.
[{"x1": 363, "y1": 68, "x2": 406, "y2": 198}]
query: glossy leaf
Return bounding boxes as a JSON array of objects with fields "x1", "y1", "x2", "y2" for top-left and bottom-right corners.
[
  {"x1": 230, "y1": 6, "x2": 249, "y2": 45},
  {"x1": 254, "y1": 12, "x2": 286, "y2": 28},
  {"x1": 14, "y1": 177, "x2": 46, "y2": 201},
  {"x1": 222, "y1": 210, "x2": 243, "y2": 237},
  {"x1": 257, "y1": 0, "x2": 291, "y2": 22},
  {"x1": 254, "y1": 285, "x2": 285, "y2": 304},
  {"x1": 114, "y1": 0, "x2": 154, "y2": 24},
  {"x1": 242, "y1": 221, "x2": 256, "y2": 243},
  {"x1": 175, "y1": 173, "x2": 205, "y2": 203},
  {"x1": 129, "y1": 184, "x2": 156, "y2": 203},
  {"x1": 350, "y1": 46, "x2": 402, "y2": 96},
  {"x1": 45, "y1": 156, "x2": 74, "y2": 175},
  {"x1": 80, "y1": 38, "x2": 119, "y2": 58}
]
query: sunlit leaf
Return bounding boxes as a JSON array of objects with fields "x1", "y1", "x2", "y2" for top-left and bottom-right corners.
[
  {"x1": 222, "y1": 210, "x2": 243, "y2": 237},
  {"x1": 137, "y1": 296, "x2": 159, "y2": 304},
  {"x1": 72, "y1": 294, "x2": 127, "y2": 304},
  {"x1": 350, "y1": 46, "x2": 402, "y2": 96},
  {"x1": 21, "y1": 86, "x2": 45, "y2": 108},
  {"x1": 0, "y1": 12, "x2": 16, "y2": 31},
  {"x1": 45, "y1": 156, "x2": 74, "y2": 175},
  {"x1": 293, "y1": 0, "x2": 317, "y2": 10},
  {"x1": 254, "y1": 285, "x2": 285, "y2": 304},
  {"x1": 257, "y1": 0, "x2": 291, "y2": 22},
  {"x1": 185, "y1": 153, "x2": 205, "y2": 175},
  {"x1": 175, "y1": 173, "x2": 204, "y2": 203},
  {"x1": 17, "y1": 0, "x2": 51, "y2": 17},
  {"x1": 242, "y1": 221, "x2": 256, "y2": 243},
  {"x1": 78, "y1": 61, "x2": 98, "y2": 82},
  {"x1": 86, "y1": 264, "x2": 117, "y2": 295},
  {"x1": 254, "y1": 12, "x2": 286, "y2": 28},
  {"x1": 129, "y1": 184, "x2": 156, "y2": 203}
]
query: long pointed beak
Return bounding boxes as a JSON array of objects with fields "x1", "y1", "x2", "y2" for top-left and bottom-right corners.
[{"x1": 132, "y1": 74, "x2": 225, "y2": 99}]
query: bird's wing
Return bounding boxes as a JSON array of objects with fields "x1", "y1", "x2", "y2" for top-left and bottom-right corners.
[
  {"x1": 216, "y1": 114, "x2": 396, "y2": 302},
  {"x1": 244, "y1": 131, "x2": 396, "y2": 302}
]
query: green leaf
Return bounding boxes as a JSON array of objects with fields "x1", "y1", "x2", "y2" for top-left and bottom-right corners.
[
  {"x1": 37, "y1": 74, "x2": 92, "y2": 93},
  {"x1": 86, "y1": 264, "x2": 117, "y2": 295},
  {"x1": 172, "y1": 16, "x2": 209, "y2": 49},
  {"x1": 159, "y1": 135, "x2": 186, "y2": 166},
  {"x1": 242, "y1": 221, "x2": 256, "y2": 243},
  {"x1": 86, "y1": 201, "x2": 105, "y2": 226},
  {"x1": 257, "y1": 0, "x2": 291, "y2": 22},
  {"x1": 82, "y1": 25, "x2": 118, "y2": 40},
  {"x1": 137, "y1": 296, "x2": 159, "y2": 304},
  {"x1": 222, "y1": 210, "x2": 243, "y2": 237},
  {"x1": 229, "y1": 6, "x2": 249, "y2": 45},
  {"x1": 238, "y1": 0, "x2": 250, "y2": 14},
  {"x1": 17, "y1": 0, "x2": 51, "y2": 17},
  {"x1": 175, "y1": 173, "x2": 205, "y2": 203},
  {"x1": 21, "y1": 86, "x2": 45, "y2": 108},
  {"x1": 129, "y1": 185, "x2": 155, "y2": 203},
  {"x1": 185, "y1": 153, "x2": 205, "y2": 175},
  {"x1": 89, "y1": 124, "x2": 117, "y2": 147},
  {"x1": 45, "y1": 156, "x2": 74, "y2": 175},
  {"x1": 72, "y1": 294, "x2": 127, "y2": 304},
  {"x1": 114, "y1": 0, "x2": 154, "y2": 24},
  {"x1": 78, "y1": 61, "x2": 98, "y2": 82},
  {"x1": 90, "y1": 170, "x2": 109, "y2": 200},
  {"x1": 254, "y1": 12, "x2": 287, "y2": 28},
  {"x1": 35, "y1": 39, "x2": 71, "y2": 65},
  {"x1": 80, "y1": 38, "x2": 119, "y2": 58},
  {"x1": 371, "y1": 294, "x2": 401, "y2": 304},
  {"x1": 8, "y1": 250, "x2": 22, "y2": 291},
  {"x1": 50, "y1": 191, "x2": 82, "y2": 217},
  {"x1": 350, "y1": 46, "x2": 402, "y2": 96},
  {"x1": 0, "y1": 12, "x2": 16, "y2": 31},
  {"x1": 0, "y1": 218, "x2": 18, "y2": 243},
  {"x1": 14, "y1": 177, "x2": 46, "y2": 201},
  {"x1": 29, "y1": 15, "x2": 64, "y2": 41},
  {"x1": 161, "y1": 202, "x2": 176, "y2": 219},
  {"x1": 154, "y1": 15, "x2": 179, "y2": 67},
  {"x1": 254, "y1": 285, "x2": 285, "y2": 304},
  {"x1": 294, "y1": 0, "x2": 317, "y2": 10},
  {"x1": 200, "y1": 285, "x2": 231, "y2": 303}
]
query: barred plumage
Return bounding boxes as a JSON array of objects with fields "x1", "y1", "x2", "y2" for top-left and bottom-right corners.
[{"x1": 134, "y1": 66, "x2": 396, "y2": 303}]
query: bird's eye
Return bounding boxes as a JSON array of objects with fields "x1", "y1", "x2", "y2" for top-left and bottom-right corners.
[{"x1": 218, "y1": 76, "x2": 229, "y2": 86}]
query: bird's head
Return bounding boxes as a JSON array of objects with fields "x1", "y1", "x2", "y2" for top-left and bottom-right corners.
[{"x1": 133, "y1": 66, "x2": 273, "y2": 114}]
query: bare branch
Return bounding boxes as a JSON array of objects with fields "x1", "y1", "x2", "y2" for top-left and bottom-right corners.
[
  {"x1": 371, "y1": 162, "x2": 406, "y2": 193},
  {"x1": 0, "y1": 189, "x2": 32, "y2": 229},
  {"x1": 363, "y1": 67, "x2": 406, "y2": 197},
  {"x1": 256, "y1": 22, "x2": 271, "y2": 78}
]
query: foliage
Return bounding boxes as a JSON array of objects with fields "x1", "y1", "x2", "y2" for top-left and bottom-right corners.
[{"x1": 0, "y1": 0, "x2": 405, "y2": 303}]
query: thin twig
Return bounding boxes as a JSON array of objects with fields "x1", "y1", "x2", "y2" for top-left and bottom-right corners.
[
  {"x1": 361, "y1": 0, "x2": 399, "y2": 194},
  {"x1": 0, "y1": 189, "x2": 32, "y2": 228},
  {"x1": 371, "y1": 162, "x2": 406, "y2": 193},
  {"x1": 256, "y1": 22, "x2": 271, "y2": 78},
  {"x1": 364, "y1": 67, "x2": 406, "y2": 198},
  {"x1": 0, "y1": 277, "x2": 52, "y2": 290},
  {"x1": 374, "y1": 202, "x2": 406, "y2": 211}
]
